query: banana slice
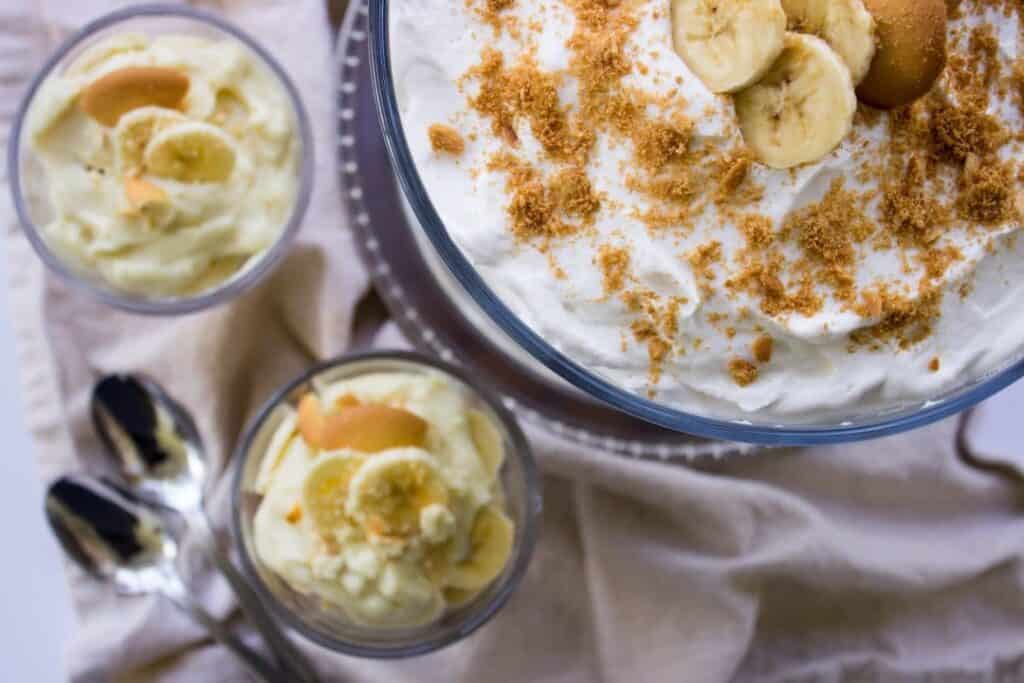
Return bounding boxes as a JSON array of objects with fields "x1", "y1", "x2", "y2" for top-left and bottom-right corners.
[
  {"x1": 113, "y1": 106, "x2": 186, "y2": 173},
  {"x1": 781, "y1": 0, "x2": 876, "y2": 84},
  {"x1": 447, "y1": 505, "x2": 515, "y2": 591},
  {"x1": 347, "y1": 449, "x2": 450, "y2": 542},
  {"x1": 671, "y1": 0, "x2": 787, "y2": 93},
  {"x1": 253, "y1": 409, "x2": 298, "y2": 494},
  {"x1": 302, "y1": 452, "x2": 368, "y2": 533},
  {"x1": 443, "y1": 585, "x2": 478, "y2": 608},
  {"x1": 144, "y1": 121, "x2": 237, "y2": 182},
  {"x1": 734, "y1": 33, "x2": 856, "y2": 169},
  {"x1": 468, "y1": 410, "x2": 505, "y2": 481}
]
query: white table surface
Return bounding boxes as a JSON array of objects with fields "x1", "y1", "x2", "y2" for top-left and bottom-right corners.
[
  {"x1": 1, "y1": 265, "x2": 1022, "y2": 682},
  {"x1": 0, "y1": 252, "x2": 74, "y2": 682}
]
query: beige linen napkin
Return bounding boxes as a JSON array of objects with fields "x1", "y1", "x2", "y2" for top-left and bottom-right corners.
[{"x1": 6, "y1": 1, "x2": 1024, "y2": 681}]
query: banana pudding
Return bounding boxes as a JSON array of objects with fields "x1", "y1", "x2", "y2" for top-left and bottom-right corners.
[
  {"x1": 250, "y1": 371, "x2": 514, "y2": 628},
  {"x1": 392, "y1": 0, "x2": 1024, "y2": 421},
  {"x1": 24, "y1": 32, "x2": 299, "y2": 298}
]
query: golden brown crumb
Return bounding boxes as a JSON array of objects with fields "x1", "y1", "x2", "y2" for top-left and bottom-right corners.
[
  {"x1": 286, "y1": 504, "x2": 302, "y2": 524},
  {"x1": 596, "y1": 244, "x2": 630, "y2": 294},
  {"x1": 957, "y1": 157, "x2": 1016, "y2": 224},
  {"x1": 628, "y1": 173, "x2": 694, "y2": 205},
  {"x1": 719, "y1": 156, "x2": 750, "y2": 195},
  {"x1": 687, "y1": 241, "x2": 722, "y2": 295},
  {"x1": 428, "y1": 124, "x2": 466, "y2": 155},
  {"x1": 475, "y1": 0, "x2": 515, "y2": 33},
  {"x1": 739, "y1": 214, "x2": 774, "y2": 249},
  {"x1": 946, "y1": 25, "x2": 999, "y2": 110},
  {"x1": 880, "y1": 155, "x2": 950, "y2": 247},
  {"x1": 851, "y1": 287, "x2": 943, "y2": 350},
  {"x1": 728, "y1": 358, "x2": 758, "y2": 387},
  {"x1": 929, "y1": 356, "x2": 941, "y2": 372},
  {"x1": 487, "y1": 151, "x2": 536, "y2": 188},
  {"x1": 468, "y1": 50, "x2": 591, "y2": 161},
  {"x1": 920, "y1": 245, "x2": 964, "y2": 283},
  {"x1": 507, "y1": 180, "x2": 557, "y2": 240},
  {"x1": 634, "y1": 120, "x2": 693, "y2": 172},
  {"x1": 714, "y1": 153, "x2": 763, "y2": 205},
  {"x1": 930, "y1": 104, "x2": 1004, "y2": 164},
  {"x1": 551, "y1": 166, "x2": 601, "y2": 221},
  {"x1": 752, "y1": 335, "x2": 774, "y2": 363},
  {"x1": 783, "y1": 179, "x2": 873, "y2": 267},
  {"x1": 727, "y1": 253, "x2": 824, "y2": 319},
  {"x1": 1010, "y1": 58, "x2": 1024, "y2": 119},
  {"x1": 630, "y1": 318, "x2": 670, "y2": 387}
]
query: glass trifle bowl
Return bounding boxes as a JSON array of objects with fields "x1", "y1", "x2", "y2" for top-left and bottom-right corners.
[
  {"x1": 8, "y1": 4, "x2": 313, "y2": 314},
  {"x1": 232, "y1": 351, "x2": 542, "y2": 657},
  {"x1": 368, "y1": 0, "x2": 1024, "y2": 445}
]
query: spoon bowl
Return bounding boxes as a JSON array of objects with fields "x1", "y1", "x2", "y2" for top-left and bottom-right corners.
[
  {"x1": 45, "y1": 474, "x2": 176, "y2": 595},
  {"x1": 90, "y1": 373, "x2": 318, "y2": 682},
  {"x1": 45, "y1": 473, "x2": 283, "y2": 682},
  {"x1": 91, "y1": 375, "x2": 206, "y2": 512}
]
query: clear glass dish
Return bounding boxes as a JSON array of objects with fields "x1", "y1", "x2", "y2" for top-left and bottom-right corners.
[
  {"x1": 230, "y1": 351, "x2": 542, "y2": 658},
  {"x1": 7, "y1": 4, "x2": 314, "y2": 315},
  {"x1": 367, "y1": 0, "x2": 1024, "y2": 445}
]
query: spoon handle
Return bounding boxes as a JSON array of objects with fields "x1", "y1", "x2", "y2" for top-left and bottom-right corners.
[
  {"x1": 190, "y1": 512, "x2": 319, "y2": 683},
  {"x1": 162, "y1": 573, "x2": 284, "y2": 683}
]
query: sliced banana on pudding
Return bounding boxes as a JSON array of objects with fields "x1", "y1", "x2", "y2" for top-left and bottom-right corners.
[
  {"x1": 671, "y1": 0, "x2": 787, "y2": 93},
  {"x1": 467, "y1": 410, "x2": 505, "y2": 481},
  {"x1": 303, "y1": 452, "x2": 367, "y2": 532},
  {"x1": 734, "y1": 33, "x2": 856, "y2": 169},
  {"x1": 448, "y1": 505, "x2": 515, "y2": 591},
  {"x1": 114, "y1": 106, "x2": 186, "y2": 173},
  {"x1": 144, "y1": 120, "x2": 237, "y2": 182},
  {"x1": 781, "y1": 0, "x2": 876, "y2": 84},
  {"x1": 347, "y1": 449, "x2": 450, "y2": 541}
]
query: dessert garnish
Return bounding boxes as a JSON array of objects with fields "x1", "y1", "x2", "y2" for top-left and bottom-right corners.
[
  {"x1": 673, "y1": 0, "x2": 948, "y2": 166},
  {"x1": 428, "y1": 123, "x2": 467, "y2": 155},
  {"x1": 781, "y1": 0, "x2": 876, "y2": 84},
  {"x1": 856, "y1": 0, "x2": 948, "y2": 109},
  {"x1": 733, "y1": 32, "x2": 857, "y2": 169},
  {"x1": 296, "y1": 393, "x2": 428, "y2": 452},
  {"x1": 79, "y1": 66, "x2": 189, "y2": 126},
  {"x1": 669, "y1": 0, "x2": 787, "y2": 94}
]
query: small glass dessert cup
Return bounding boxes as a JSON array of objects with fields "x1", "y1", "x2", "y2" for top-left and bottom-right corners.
[
  {"x1": 8, "y1": 4, "x2": 313, "y2": 315},
  {"x1": 231, "y1": 351, "x2": 542, "y2": 658}
]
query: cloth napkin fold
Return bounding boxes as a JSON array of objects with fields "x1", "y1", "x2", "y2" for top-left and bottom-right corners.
[{"x1": 5, "y1": 1, "x2": 1024, "y2": 681}]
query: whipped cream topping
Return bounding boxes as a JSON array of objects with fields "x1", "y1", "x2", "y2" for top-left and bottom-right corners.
[{"x1": 391, "y1": 0, "x2": 1024, "y2": 422}]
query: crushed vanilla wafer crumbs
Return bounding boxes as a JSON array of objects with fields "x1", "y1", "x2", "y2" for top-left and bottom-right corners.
[
  {"x1": 728, "y1": 358, "x2": 759, "y2": 387},
  {"x1": 428, "y1": 124, "x2": 466, "y2": 155}
]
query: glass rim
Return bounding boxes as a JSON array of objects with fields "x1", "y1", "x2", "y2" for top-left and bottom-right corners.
[
  {"x1": 6, "y1": 2, "x2": 315, "y2": 316},
  {"x1": 229, "y1": 349, "x2": 543, "y2": 658},
  {"x1": 366, "y1": 0, "x2": 1024, "y2": 446}
]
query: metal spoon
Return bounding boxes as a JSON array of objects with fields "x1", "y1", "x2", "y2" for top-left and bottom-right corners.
[
  {"x1": 45, "y1": 475, "x2": 282, "y2": 682},
  {"x1": 91, "y1": 375, "x2": 318, "y2": 683}
]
